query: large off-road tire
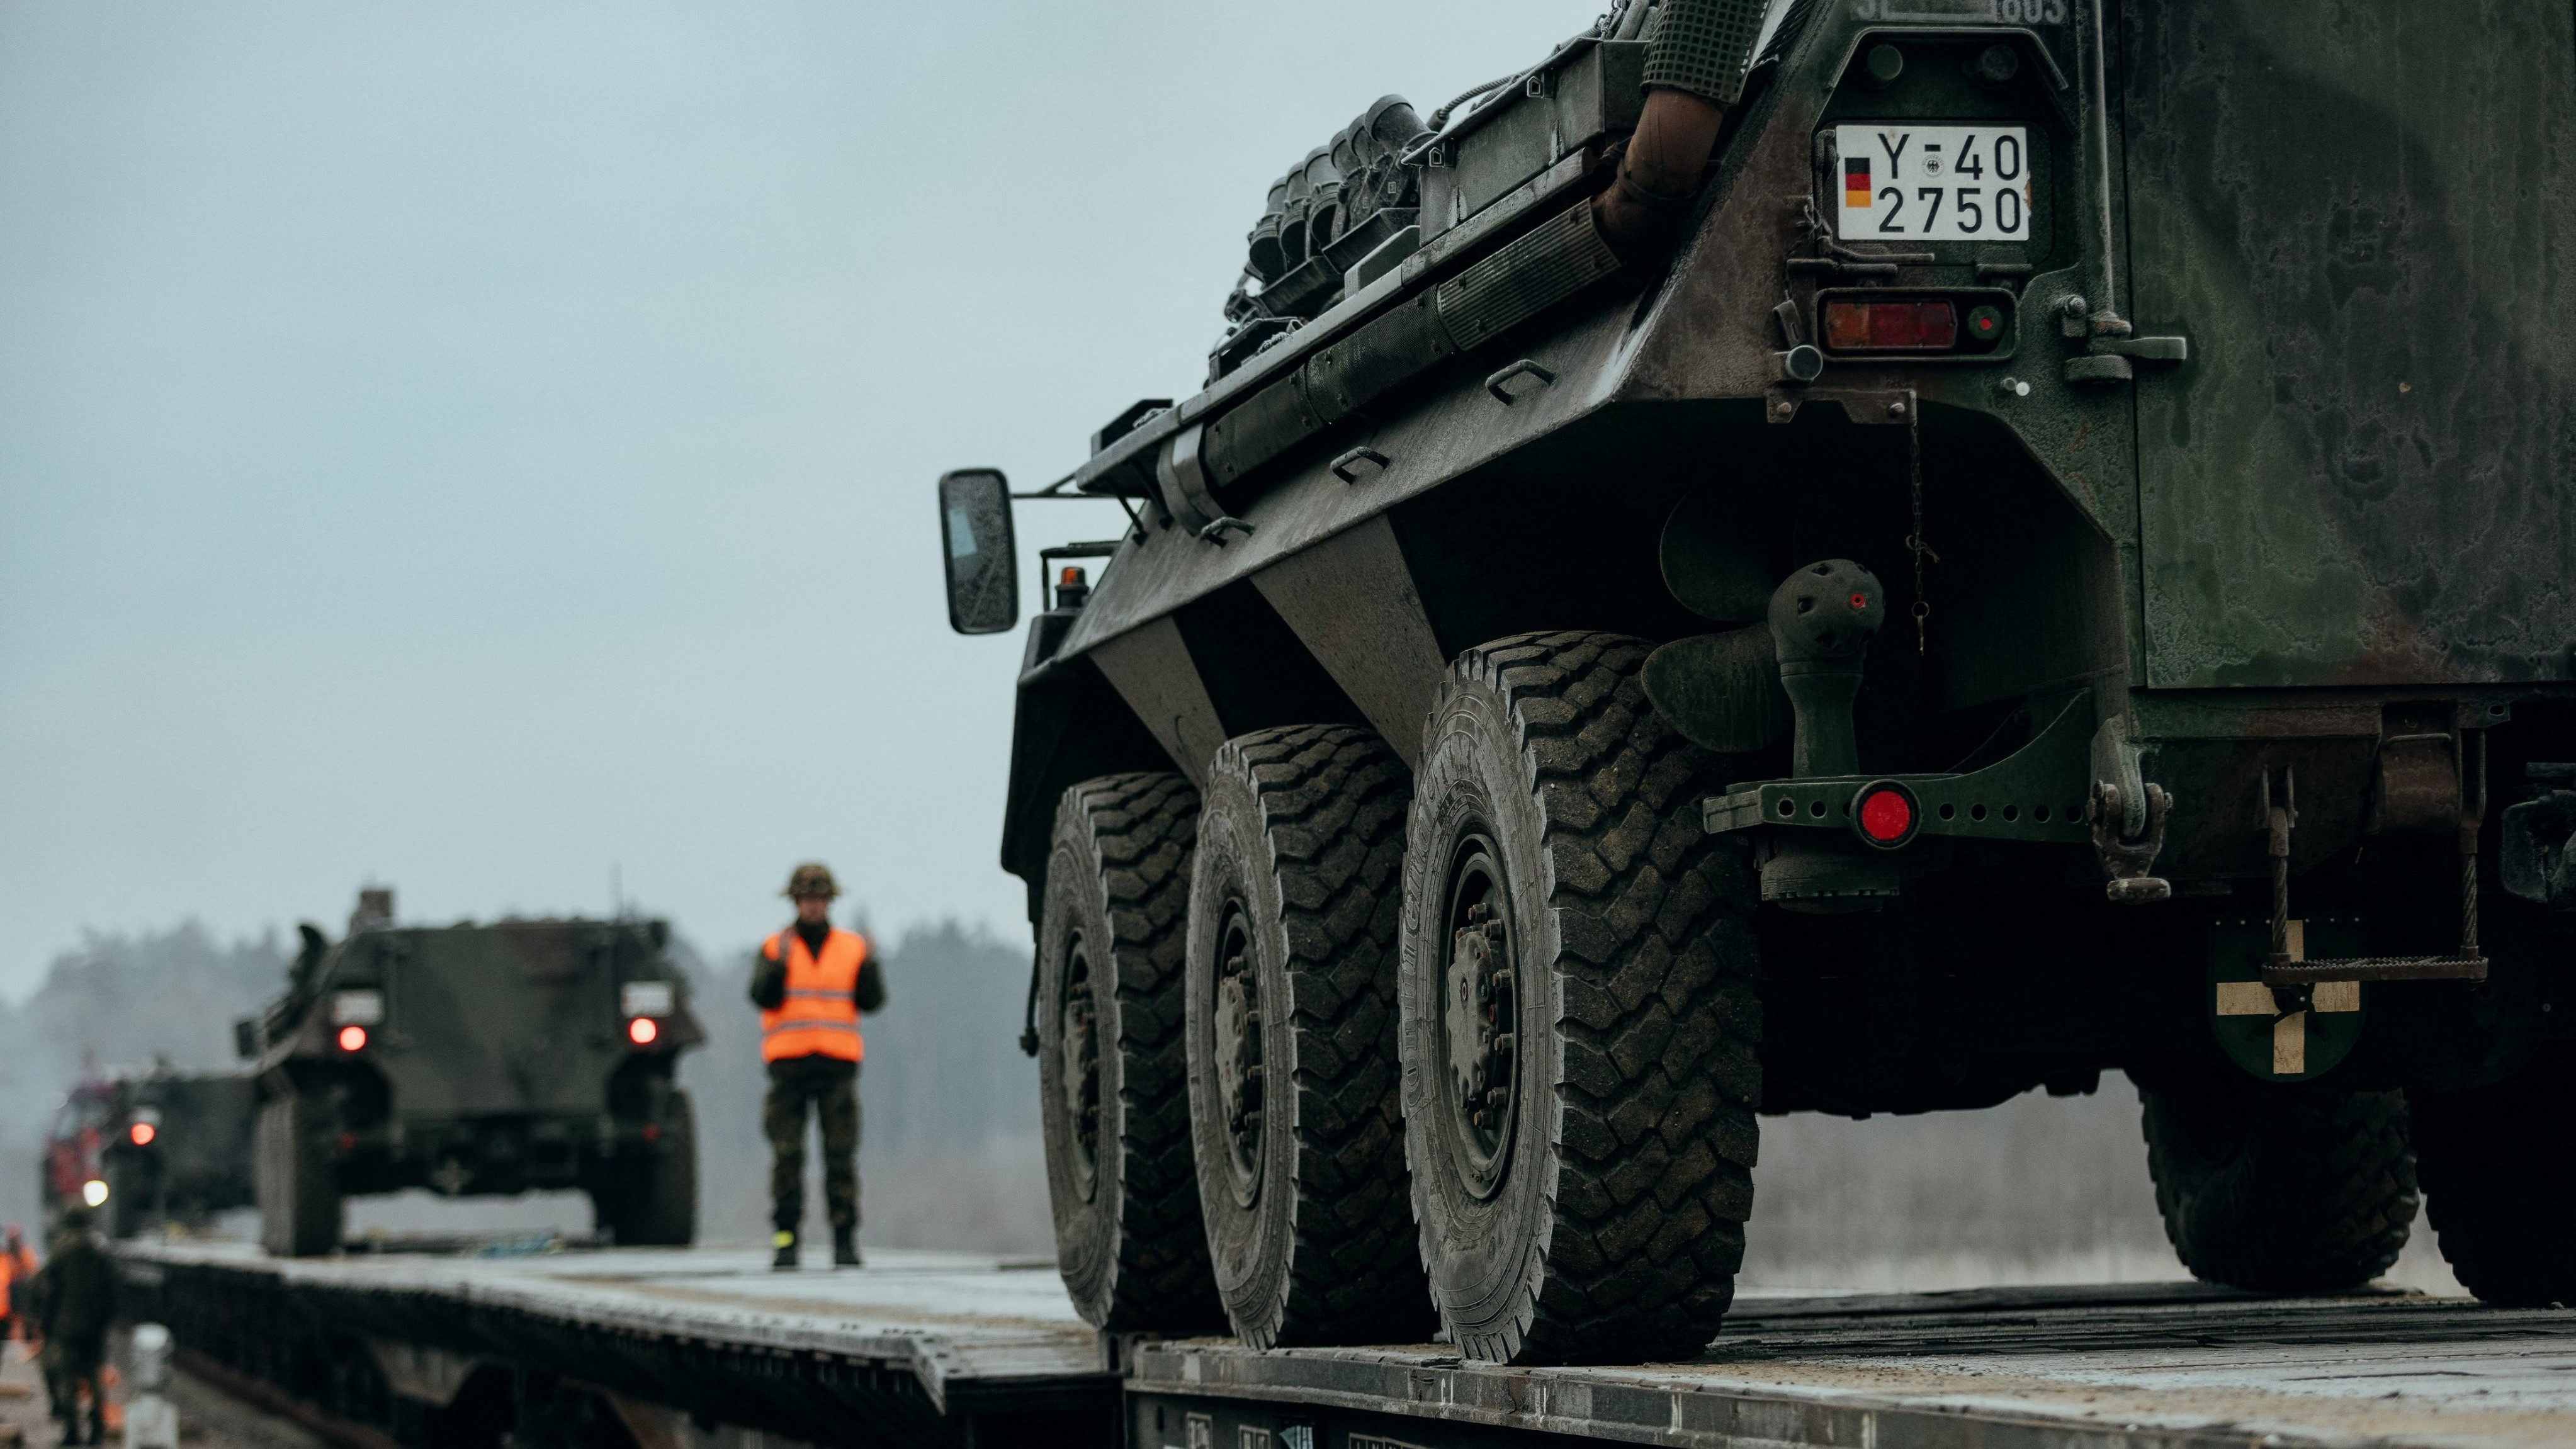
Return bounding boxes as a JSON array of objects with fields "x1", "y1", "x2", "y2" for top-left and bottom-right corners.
[
  {"x1": 256, "y1": 1089, "x2": 342, "y2": 1258},
  {"x1": 597, "y1": 1092, "x2": 698, "y2": 1247},
  {"x1": 1038, "y1": 772, "x2": 1226, "y2": 1331},
  {"x1": 2139, "y1": 1074, "x2": 2415, "y2": 1290},
  {"x1": 1399, "y1": 631, "x2": 1762, "y2": 1365},
  {"x1": 1184, "y1": 726, "x2": 1433, "y2": 1348},
  {"x1": 2410, "y1": 1046, "x2": 2576, "y2": 1305}
]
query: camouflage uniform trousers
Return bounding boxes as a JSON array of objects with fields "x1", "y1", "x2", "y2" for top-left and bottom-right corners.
[
  {"x1": 766, "y1": 1054, "x2": 861, "y2": 1233},
  {"x1": 42, "y1": 1333, "x2": 106, "y2": 1440}
]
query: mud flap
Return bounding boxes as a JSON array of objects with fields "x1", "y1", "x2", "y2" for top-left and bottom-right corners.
[{"x1": 2208, "y1": 920, "x2": 2364, "y2": 1082}]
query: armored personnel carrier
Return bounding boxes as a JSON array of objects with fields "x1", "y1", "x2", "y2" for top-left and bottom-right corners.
[
  {"x1": 41, "y1": 1064, "x2": 256, "y2": 1239},
  {"x1": 939, "y1": 0, "x2": 2576, "y2": 1363},
  {"x1": 240, "y1": 889, "x2": 704, "y2": 1255}
]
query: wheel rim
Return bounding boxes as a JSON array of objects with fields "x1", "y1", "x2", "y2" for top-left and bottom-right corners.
[
  {"x1": 1211, "y1": 902, "x2": 1265, "y2": 1207},
  {"x1": 1060, "y1": 936, "x2": 1102, "y2": 1202},
  {"x1": 1440, "y1": 835, "x2": 1517, "y2": 1198}
]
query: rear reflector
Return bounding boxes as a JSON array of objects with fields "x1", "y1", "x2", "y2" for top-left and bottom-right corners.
[
  {"x1": 1851, "y1": 781, "x2": 1922, "y2": 850},
  {"x1": 1823, "y1": 299, "x2": 1957, "y2": 352}
]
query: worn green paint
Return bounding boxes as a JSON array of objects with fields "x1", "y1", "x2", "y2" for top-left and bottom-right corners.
[{"x1": 2125, "y1": 0, "x2": 2576, "y2": 689}]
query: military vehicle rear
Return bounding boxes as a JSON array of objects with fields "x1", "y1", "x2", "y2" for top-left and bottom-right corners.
[
  {"x1": 42, "y1": 1065, "x2": 256, "y2": 1239},
  {"x1": 239, "y1": 888, "x2": 705, "y2": 1255},
  {"x1": 939, "y1": 0, "x2": 2576, "y2": 1366}
]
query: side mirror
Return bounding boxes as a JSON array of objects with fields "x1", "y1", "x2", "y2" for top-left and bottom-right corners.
[{"x1": 939, "y1": 470, "x2": 1020, "y2": 635}]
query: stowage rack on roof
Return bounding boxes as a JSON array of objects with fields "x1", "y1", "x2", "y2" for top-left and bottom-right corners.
[{"x1": 1213, "y1": 95, "x2": 1433, "y2": 382}]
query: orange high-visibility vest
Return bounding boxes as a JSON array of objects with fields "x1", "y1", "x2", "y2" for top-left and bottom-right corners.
[{"x1": 760, "y1": 928, "x2": 867, "y2": 1063}]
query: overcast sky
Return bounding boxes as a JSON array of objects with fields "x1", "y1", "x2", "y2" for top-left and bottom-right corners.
[{"x1": 0, "y1": 1, "x2": 1584, "y2": 994}]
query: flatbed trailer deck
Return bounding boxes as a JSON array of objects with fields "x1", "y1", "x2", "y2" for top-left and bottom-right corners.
[
  {"x1": 118, "y1": 1243, "x2": 2576, "y2": 1448},
  {"x1": 1137, "y1": 1285, "x2": 2576, "y2": 1449},
  {"x1": 116, "y1": 1239, "x2": 1117, "y2": 1446}
]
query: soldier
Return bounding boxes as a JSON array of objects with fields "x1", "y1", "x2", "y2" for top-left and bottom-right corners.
[
  {"x1": 28, "y1": 1206, "x2": 114, "y2": 1445},
  {"x1": 750, "y1": 864, "x2": 885, "y2": 1270}
]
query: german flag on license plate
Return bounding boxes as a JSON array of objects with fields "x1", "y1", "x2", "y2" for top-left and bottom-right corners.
[{"x1": 1844, "y1": 157, "x2": 1872, "y2": 209}]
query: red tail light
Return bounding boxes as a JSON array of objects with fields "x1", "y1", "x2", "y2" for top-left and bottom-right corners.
[
  {"x1": 1851, "y1": 782, "x2": 1922, "y2": 850},
  {"x1": 337, "y1": 1025, "x2": 368, "y2": 1052},
  {"x1": 628, "y1": 1017, "x2": 659, "y2": 1046},
  {"x1": 1824, "y1": 300, "x2": 1958, "y2": 352},
  {"x1": 129, "y1": 1123, "x2": 155, "y2": 1147}
]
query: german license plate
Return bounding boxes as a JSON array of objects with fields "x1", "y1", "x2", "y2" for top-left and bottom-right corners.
[{"x1": 1835, "y1": 124, "x2": 2031, "y2": 242}]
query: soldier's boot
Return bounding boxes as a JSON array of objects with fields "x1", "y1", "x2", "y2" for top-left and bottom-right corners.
[
  {"x1": 832, "y1": 1226, "x2": 861, "y2": 1268},
  {"x1": 771, "y1": 1228, "x2": 799, "y2": 1271}
]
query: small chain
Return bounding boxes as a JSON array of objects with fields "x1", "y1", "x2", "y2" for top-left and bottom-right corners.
[{"x1": 1905, "y1": 394, "x2": 1935, "y2": 653}]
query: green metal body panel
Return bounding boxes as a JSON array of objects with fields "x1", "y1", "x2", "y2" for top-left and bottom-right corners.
[{"x1": 2124, "y1": 1, "x2": 2576, "y2": 689}]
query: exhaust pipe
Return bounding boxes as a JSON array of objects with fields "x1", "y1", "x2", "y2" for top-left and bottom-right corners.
[{"x1": 1595, "y1": 0, "x2": 1770, "y2": 255}]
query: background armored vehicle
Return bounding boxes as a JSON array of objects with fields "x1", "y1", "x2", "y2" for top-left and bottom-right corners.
[
  {"x1": 41, "y1": 1064, "x2": 256, "y2": 1239},
  {"x1": 942, "y1": 0, "x2": 2576, "y2": 1365},
  {"x1": 239, "y1": 889, "x2": 704, "y2": 1255}
]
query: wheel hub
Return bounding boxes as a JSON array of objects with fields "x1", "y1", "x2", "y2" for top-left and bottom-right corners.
[
  {"x1": 1211, "y1": 905, "x2": 1265, "y2": 1206},
  {"x1": 1059, "y1": 941, "x2": 1101, "y2": 1201},
  {"x1": 1440, "y1": 842, "x2": 1517, "y2": 1197}
]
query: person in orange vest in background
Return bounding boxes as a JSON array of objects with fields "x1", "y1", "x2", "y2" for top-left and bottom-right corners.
[
  {"x1": 751, "y1": 863, "x2": 885, "y2": 1270},
  {"x1": 0, "y1": 1224, "x2": 34, "y2": 1355}
]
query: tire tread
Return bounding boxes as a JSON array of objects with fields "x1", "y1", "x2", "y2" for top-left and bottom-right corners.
[
  {"x1": 1417, "y1": 631, "x2": 1760, "y2": 1365},
  {"x1": 2140, "y1": 1078, "x2": 2415, "y2": 1291},
  {"x1": 1056, "y1": 772, "x2": 1224, "y2": 1328},
  {"x1": 1216, "y1": 724, "x2": 1429, "y2": 1345},
  {"x1": 2412, "y1": 1049, "x2": 2576, "y2": 1305}
]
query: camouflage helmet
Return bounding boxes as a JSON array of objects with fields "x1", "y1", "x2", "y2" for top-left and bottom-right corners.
[{"x1": 783, "y1": 862, "x2": 840, "y2": 900}]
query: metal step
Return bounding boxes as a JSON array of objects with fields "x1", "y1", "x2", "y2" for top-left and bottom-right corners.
[{"x1": 2261, "y1": 954, "x2": 2488, "y2": 984}]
